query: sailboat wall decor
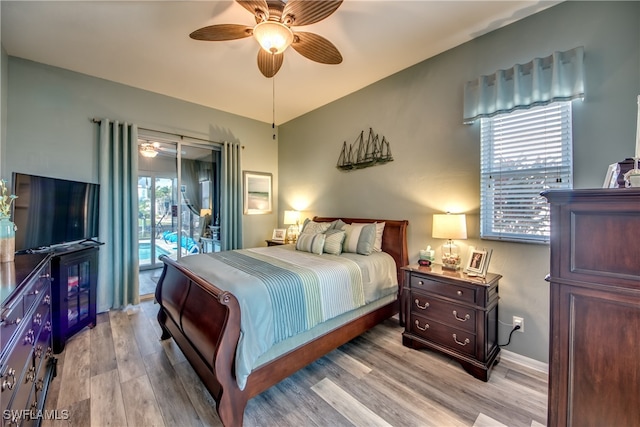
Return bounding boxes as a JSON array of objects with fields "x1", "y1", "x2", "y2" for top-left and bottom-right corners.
[{"x1": 336, "y1": 128, "x2": 394, "y2": 171}]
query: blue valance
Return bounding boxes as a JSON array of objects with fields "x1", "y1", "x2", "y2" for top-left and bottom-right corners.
[{"x1": 463, "y1": 46, "x2": 584, "y2": 124}]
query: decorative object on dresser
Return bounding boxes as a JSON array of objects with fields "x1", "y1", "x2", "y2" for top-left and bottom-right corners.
[
  {"x1": 1, "y1": 253, "x2": 57, "y2": 425},
  {"x1": 464, "y1": 246, "x2": 493, "y2": 278},
  {"x1": 432, "y1": 213, "x2": 467, "y2": 270},
  {"x1": 0, "y1": 179, "x2": 18, "y2": 263},
  {"x1": 50, "y1": 244, "x2": 100, "y2": 354},
  {"x1": 265, "y1": 239, "x2": 285, "y2": 247},
  {"x1": 542, "y1": 188, "x2": 640, "y2": 427},
  {"x1": 402, "y1": 264, "x2": 500, "y2": 381}
]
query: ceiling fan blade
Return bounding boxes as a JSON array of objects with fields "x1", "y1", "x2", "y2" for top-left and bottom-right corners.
[
  {"x1": 190, "y1": 24, "x2": 253, "y2": 41},
  {"x1": 236, "y1": 0, "x2": 270, "y2": 21},
  {"x1": 282, "y1": 0, "x2": 342, "y2": 26},
  {"x1": 291, "y1": 31, "x2": 342, "y2": 64},
  {"x1": 257, "y1": 49, "x2": 284, "y2": 78}
]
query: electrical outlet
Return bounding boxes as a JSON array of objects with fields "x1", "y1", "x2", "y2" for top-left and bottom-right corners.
[{"x1": 512, "y1": 316, "x2": 524, "y2": 332}]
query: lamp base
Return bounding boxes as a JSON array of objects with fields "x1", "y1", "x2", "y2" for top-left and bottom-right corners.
[{"x1": 441, "y1": 242, "x2": 461, "y2": 270}]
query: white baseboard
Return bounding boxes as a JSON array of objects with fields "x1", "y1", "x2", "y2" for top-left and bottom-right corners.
[{"x1": 500, "y1": 349, "x2": 548, "y2": 374}]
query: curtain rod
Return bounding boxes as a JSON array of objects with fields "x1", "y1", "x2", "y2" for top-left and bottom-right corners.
[{"x1": 90, "y1": 118, "x2": 221, "y2": 146}]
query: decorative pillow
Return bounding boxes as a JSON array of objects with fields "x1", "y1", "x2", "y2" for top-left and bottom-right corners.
[
  {"x1": 295, "y1": 232, "x2": 326, "y2": 255},
  {"x1": 341, "y1": 223, "x2": 377, "y2": 255},
  {"x1": 323, "y1": 229, "x2": 345, "y2": 255},
  {"x1": 373, "y1": 222, "x2": 386, "y2": 252},
  {"x1": 330, "y1": 219, "x2": 346, "y2": 230},
  {"x1": 300, "y1": 219, "x2": 331, "y2": 235}
]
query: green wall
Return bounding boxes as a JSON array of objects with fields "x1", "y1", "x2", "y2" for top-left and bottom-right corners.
[
  {"x1": 4, "y1": 58, "x2": 279, "y2": 249},
  {"x1": 278, "y1": 1, "x2": 640, "y2": 364}
]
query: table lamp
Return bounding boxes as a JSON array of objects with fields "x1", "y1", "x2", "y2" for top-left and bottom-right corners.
[
  {"x1": 432, "y1": 213, "x2": 467, "y2": 270},
  {"x1": 283, "y1": 210, "x2": 300, "y2": 244}
]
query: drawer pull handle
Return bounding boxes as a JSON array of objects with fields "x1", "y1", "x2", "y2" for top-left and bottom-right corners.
[
  {"x1": 452, "y1": 310, "x2": 470, "y2": 322},
  {"x1": 2, "y1": 317, "x2": 21, "y2": 327},
  {"x1": 415, "y1": 320, "x2": 429, "y2": 331},
  {"x1": 25, "y1": 366, "x2": 36, "y2": 383},
  {"x1": 43, "y1": 295, "x2": 51, "y2": 305},
  {"x1": 456, "y1": 290, "x2": 463, "y2": 296},
  {"x1": 33, "y1": 313, "x2": 42, "y2": 325},
  {"x1": 452, "y1": 334, "x2": 470, "y2": 346},
  {"x1": 417, "y1": 280, "x2": 424, "y2": 286},
  {"x1": 414, "y1": 299, "x2": 430, "y2": 310},
  {"x1": 1, "y1": 368, "x2": 16, "y2": 391},
  {"x1": 23, "y1": 329, "x2": 35, "y2": 345}
]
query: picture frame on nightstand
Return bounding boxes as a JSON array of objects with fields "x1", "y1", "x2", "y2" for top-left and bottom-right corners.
[
  {"x1": 465, "y1": 246, "x2": 492, "y2": 278},
  {"x1": 271, "y1": 228, "x2": 286, "y2": 242}
]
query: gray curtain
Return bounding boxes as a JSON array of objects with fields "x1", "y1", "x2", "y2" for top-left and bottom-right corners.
[
  {"x1": 180, "y1": 158, "x2": 202, "y2": 216},
  {"x1": 97, "y1": 119, "x2": 139, "y2": 311},
  {"x1": 463, "y1": 46, "x2": 585, "y2": 123},
  {"x1": 220, "y1": 141, "x2": 243, "y2": 250}
]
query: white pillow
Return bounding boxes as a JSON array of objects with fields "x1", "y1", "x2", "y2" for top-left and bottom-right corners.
[
  {"x1": 373, "y1": 222, "x2": 385, "y2": 252},
  {"x1": 300, "y1": 219, "x2": 331, "y2": 235}
]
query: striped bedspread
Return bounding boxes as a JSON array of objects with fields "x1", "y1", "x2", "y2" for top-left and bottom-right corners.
[
  {"x1": 178, "y1": 245, "x2": 373, "y2": 390},
  {"x1": 214, "y1": 248, "x2": 365, "y2": 343}
]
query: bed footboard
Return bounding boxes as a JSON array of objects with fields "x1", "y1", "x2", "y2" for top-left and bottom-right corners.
[{"x1": 155, "y1": 255, "x2": 246, "y2": 426}]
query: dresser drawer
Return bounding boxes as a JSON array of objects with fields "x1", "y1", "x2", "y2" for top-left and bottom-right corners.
[
  {"x1": 410, "y1": 292, "x2": 476, "y2": 333},
  {"x1": 411, "y1": 314, "x2": 476, "y2": 357},
  {"x1": 409, "y1": 275, "x2": 476, "y2": 304}
]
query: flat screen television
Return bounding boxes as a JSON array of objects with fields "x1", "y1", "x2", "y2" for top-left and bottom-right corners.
[{"x1": 11, "y1": 172, "x2": 100, "y2": 252}]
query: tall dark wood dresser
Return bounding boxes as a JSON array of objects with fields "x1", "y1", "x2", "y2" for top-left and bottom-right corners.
[{"x1": 543, "y1": 188, "x2": 640, "y2": 427}]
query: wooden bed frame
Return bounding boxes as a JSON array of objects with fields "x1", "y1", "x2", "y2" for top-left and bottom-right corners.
[{"x1": 155, "y1": 217, "x2": 408, "y2": 426}]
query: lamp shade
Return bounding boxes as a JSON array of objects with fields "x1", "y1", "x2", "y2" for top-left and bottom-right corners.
[
  {"x1": 432, "y1": 214, "x2": 467, "y2": 240},
  {"x1": 283, "y1": 210, "x2": 300, "y2": 225},
  {"x1": 253, "y1": 21, "x2": 294, "y2": 55}
]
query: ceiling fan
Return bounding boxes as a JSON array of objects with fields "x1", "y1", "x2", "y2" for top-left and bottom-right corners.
[
  {"x1": 190, "y1": 0, "x2": 343, "y2": 78},
  {"x1": 139, "y1": 141, "x2": 185, "y2": 158}
]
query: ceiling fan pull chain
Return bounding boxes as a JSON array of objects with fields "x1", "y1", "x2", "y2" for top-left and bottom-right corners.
[{"x1": 272, "y1": 69, "x2": 276, "y2": 140}]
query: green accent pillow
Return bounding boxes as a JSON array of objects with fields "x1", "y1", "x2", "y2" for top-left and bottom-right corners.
[{"x1": 295, "y1": 232, "x2": 326, "y2": 255}]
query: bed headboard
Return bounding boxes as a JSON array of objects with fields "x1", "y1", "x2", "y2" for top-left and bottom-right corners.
[{"x1": 312, "y1": 216, "x2": 409, "y2": 286}]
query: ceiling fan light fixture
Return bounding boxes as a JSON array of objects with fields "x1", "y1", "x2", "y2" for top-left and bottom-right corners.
[
  {"x1": 253, "y1": 21, "x2": 293, "y2": 54},
  {"x1": 139, "y1": 143, "x2": 158, "y2": 158}
]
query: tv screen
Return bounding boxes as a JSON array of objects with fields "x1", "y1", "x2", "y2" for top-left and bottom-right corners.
[{"x1": 11, "y1": 173, "x2": 100, "y2": 252}]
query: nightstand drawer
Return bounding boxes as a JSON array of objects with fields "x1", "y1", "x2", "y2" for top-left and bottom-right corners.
[
  {"x1": 410, "y1": 275, "x2": 476, "y2": 304},
  {"x1": 411, "y1": 314, "x2": 476, "y2": 357},
  {"x1": 410, "y1": 293, "x2": 476, "y2": 332}
]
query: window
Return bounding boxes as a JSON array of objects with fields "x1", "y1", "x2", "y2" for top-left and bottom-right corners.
[{"x1": 480, "y1": 102, "x2": 573, "y2": 243}]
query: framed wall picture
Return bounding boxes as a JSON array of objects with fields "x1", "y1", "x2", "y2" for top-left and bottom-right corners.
[
  {"x1": 465, "y1": 246, "x2": 493, "y2": 278},
  {"x1": 243, "y1": 171, "x2": 272, "y2": 214},
  {"x1": 272, "y1": 228, "x2": 286, "y2": 242}
]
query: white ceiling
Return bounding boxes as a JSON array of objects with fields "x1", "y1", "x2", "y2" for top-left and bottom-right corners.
[{"x1": 1, "y1": 1, "x2": 561, "y2": 125}]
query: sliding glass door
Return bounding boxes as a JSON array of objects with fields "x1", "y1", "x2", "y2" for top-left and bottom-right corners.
[{"x1": 137, "y1": 135, "x2": 220, "y2": 296}]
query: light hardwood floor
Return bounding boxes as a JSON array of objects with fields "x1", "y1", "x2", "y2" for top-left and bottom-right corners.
[{"x1": 43, "y1": 298, "x2": 547, "y2": 427}]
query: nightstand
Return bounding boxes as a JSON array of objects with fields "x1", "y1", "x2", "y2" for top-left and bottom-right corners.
[
  {"x1": 265, "y1": 239, "x2": 286, "y2": 246},
  {"x1": 401, "y1": 264, "x2": 501, "y2": 381}
]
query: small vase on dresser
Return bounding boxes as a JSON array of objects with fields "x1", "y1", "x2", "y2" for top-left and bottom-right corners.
[{"x1": 0, "y1": 216, "x2": 16, "y2": 262}]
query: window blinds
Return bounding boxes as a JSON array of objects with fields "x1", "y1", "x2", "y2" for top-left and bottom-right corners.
[{"x1": 480, "y1": 102, "x2": 573, "y2": 243}]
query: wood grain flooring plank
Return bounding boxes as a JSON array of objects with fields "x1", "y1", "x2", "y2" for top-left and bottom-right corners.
[
  {"x1": 127, "y1": 307, "x2": 163, "y2": 357},
  {"x1": 42, "y1": 397, "x2": 90, "y2": 427},
  {"x1": 109, "y1": 309, "x2": 146, "y2": 383},
  {"x1": 173, "y1": 360, "x2": 223, "y2": 427},
  {"x1": 56, "y1": 331, "x2": 91, "y2": 408},
  {"x1": 89, "y1": 320, "x2": 117, "y2": 377},
  {"x1": 323, "y1": 348, "x2": 372, "y2": 379},
  {"x1": 161, "y1": 337, "x2": 187, "y2": 365},
  {"x1": 90, "y1": 369, "x2": 127, "y2": 427},
  {"x1": 143, "y1": 350, "x2": 203, "y2": 427},
  {"x1": 312, "y1": 377, "x2": 393, "y2": 427},
  {"x1": 121, "y1": 374, "x2": 165, "y2": 427}
]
